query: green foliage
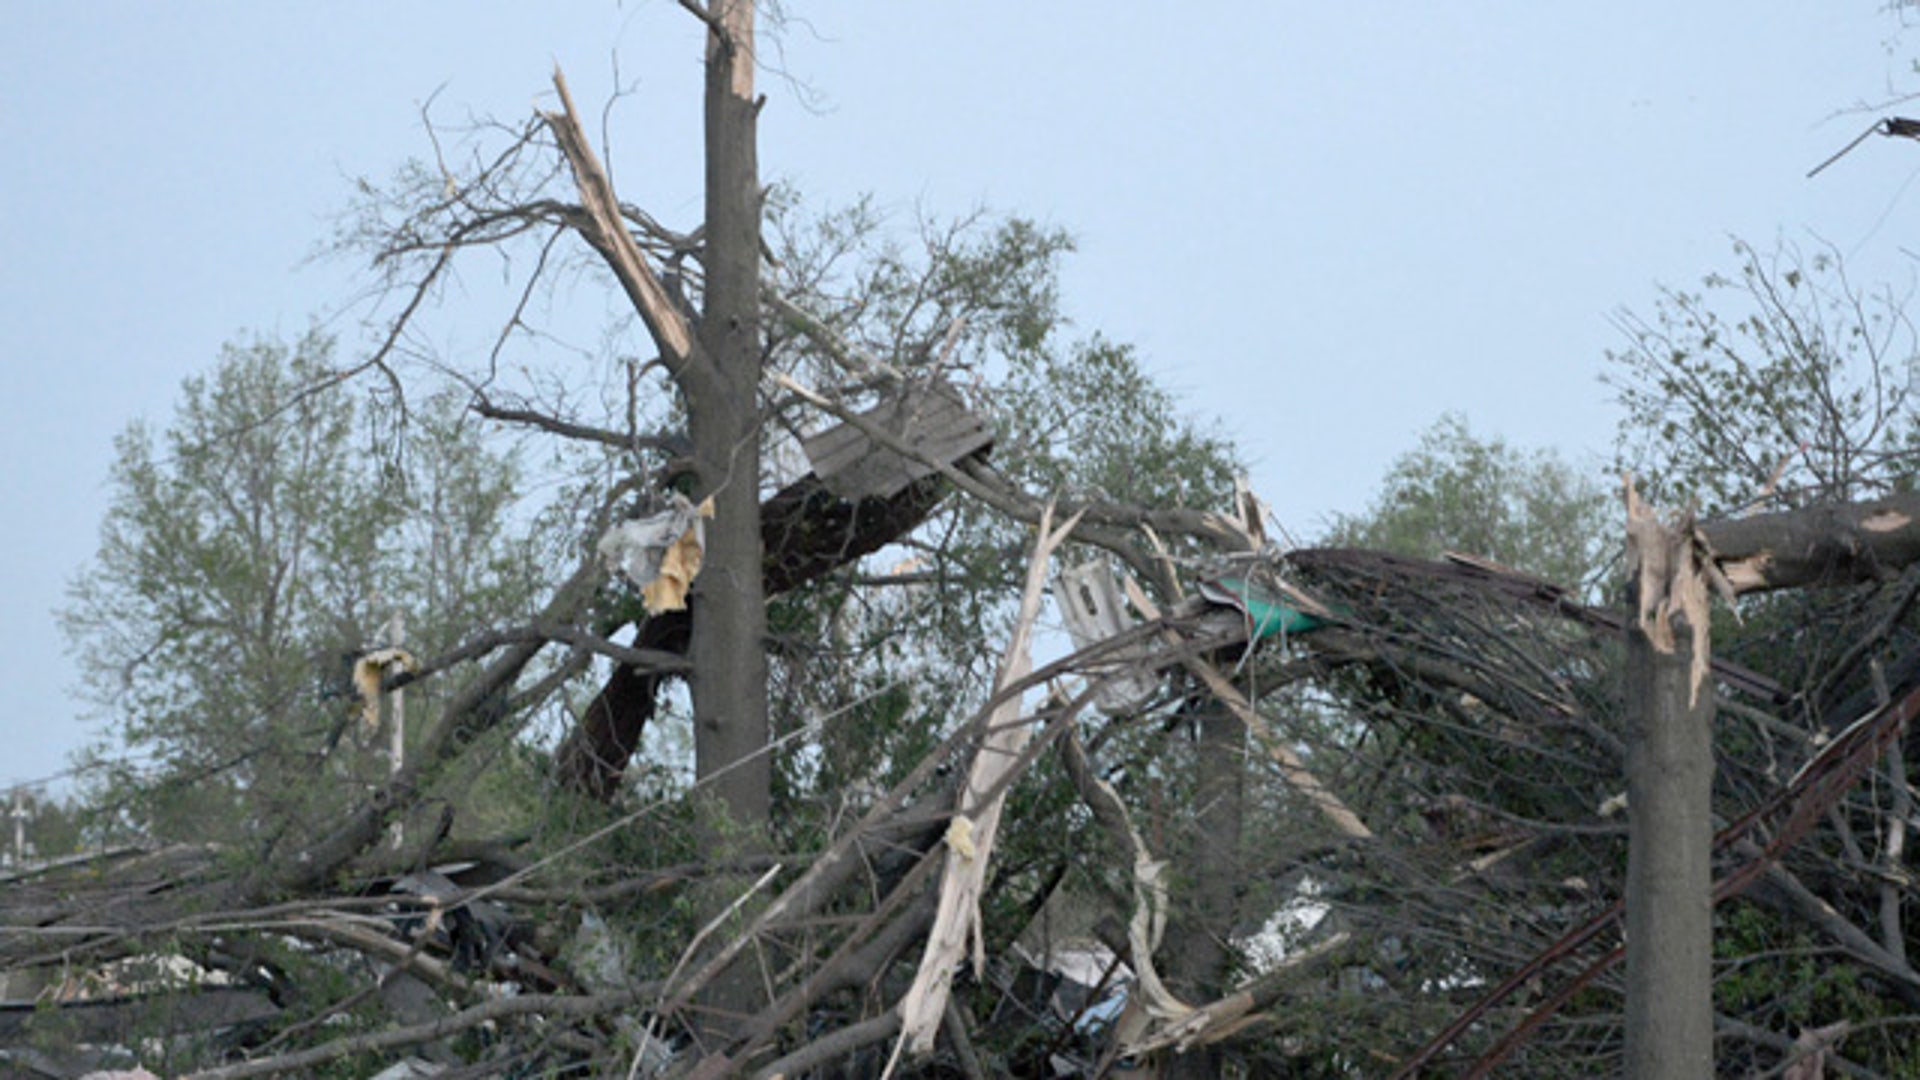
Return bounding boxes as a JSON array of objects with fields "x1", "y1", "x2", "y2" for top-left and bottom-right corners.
[
  {"x1": 1328, "y1": 412, "x2": 1610, "y2": 592},
  {"x1": 1715, "y1": 901, "x2": 1920, "y2": 1074},
  {"x1": 995, "y1": 335, "x2": 1242, "y2": 516},
  {"x1": 60, "y1": 331, "x2": 539, "y2": 846},
  {"x1": 1607, "y1": 238, "x2": 1920, "y2": 513}
]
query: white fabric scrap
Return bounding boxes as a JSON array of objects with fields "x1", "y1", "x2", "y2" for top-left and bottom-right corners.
[{"x1": 596, "y1": 494, "x2": 713, "y2": 613}]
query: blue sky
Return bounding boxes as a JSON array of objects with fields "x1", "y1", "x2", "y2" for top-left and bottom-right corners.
[{"x1": 6, "y1": 3, "x2": 1920, "y2": 791}]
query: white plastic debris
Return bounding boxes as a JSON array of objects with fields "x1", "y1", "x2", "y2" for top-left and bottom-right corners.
[
  {"x1": 1056, "y1": 560, "x2": 1157, "y2": 716},
  {"x1": 596, "y1": 494, "x2": 715, "y2": 613}
]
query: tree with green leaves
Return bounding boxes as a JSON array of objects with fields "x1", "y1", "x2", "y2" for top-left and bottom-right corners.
[
  {"x1": 35, "y1": 7, "x2": 1920, "y2": 1072},
  {"x1": 1607, "y1": 237, "x2": 1920, "y2": 511},
  {"x1": 61, "y1": 331, "x2": 537, "y2": 849},
  {"x1": 1329, "y1": 411, "x2": 1611, "y2": 592}
]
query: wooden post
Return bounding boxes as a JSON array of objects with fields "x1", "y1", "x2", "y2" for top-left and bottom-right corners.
[{"x1": 8, "y1": 788, "x2": 25, "y2": 867}]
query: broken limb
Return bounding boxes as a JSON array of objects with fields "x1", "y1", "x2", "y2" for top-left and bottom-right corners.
[
  {"x1": 654, "y1": 611, "x2": 1199, "y2": 1022},
  {"x1": 891, "y1": 505, "x2": 1084, "y2": 1061},
  {"x1": 1702, "y1": 490, "x2": 1920, "y2": 594},
  {"x1": 553, "y1": 470, "x2": 951, "y2": 798},
  {"x1": 3, "y1": 549, "x2": 611, "y2": 962},
  {"x1": 1747, "y1": 852, "x2": 1920, "y2": 1005},
  {"x1": 541, "y1": 69, "x2": 699, "y2": 372},
  {"x1": 1121, "y1": 931, "x2": 1355, "y2": 1058},
  {"x1": 750, "y1": 1010, "x2": 903, "y2": 1080},
  {"x1": 687, "y1": 851, "x2": 942, "y2": 1076},
  {"x1": 1058, "y1": 727, "x2": 1191, "y2": 1020}
]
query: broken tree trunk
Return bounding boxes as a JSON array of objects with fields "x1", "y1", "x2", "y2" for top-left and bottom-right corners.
[
  {"x1": 554, "y1": 471, "x2": 951, "y2": 799},
  {"x1": 686, "y1": 0, "x2": 771, "y2": 838},
  {"x1": 1624, "y1": 621, "x2": 1715, "y2": 1078},
  {"x1": 1623, "y1": 481, "x2": 1717, "y2": 1078}
]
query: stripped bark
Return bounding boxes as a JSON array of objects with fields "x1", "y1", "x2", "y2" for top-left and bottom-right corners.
[
  {"x1": 1058, "y1": 728, "x2": 1190, "y2": 1021},
  {"x1": 892, "y1": 506, "x2": 1083, "y2": 1062}
]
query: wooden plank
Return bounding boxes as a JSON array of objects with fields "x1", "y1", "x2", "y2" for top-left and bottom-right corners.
[{"x1": 801, "y1": 381, "x2": 993, "y2": 500}]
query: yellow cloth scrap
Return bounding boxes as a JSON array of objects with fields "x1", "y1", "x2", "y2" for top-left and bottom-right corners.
[
  {"x1": 353, "y1": 646, "x2": 418, "y2": 734},
  {"x1": 641, "y1": 498, "x2": 714, "y2": 614}
]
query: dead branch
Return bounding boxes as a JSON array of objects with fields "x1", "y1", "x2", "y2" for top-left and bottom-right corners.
[
  {"x1": 470, "y1": 392, "x2": 687, "y2": 456},
  {"x1": 749, "y1": 1009, "x2": 902, "y2": 1080},
  {"x1": 179, "y1": 983, "x2": 660, "y2": 1079}
]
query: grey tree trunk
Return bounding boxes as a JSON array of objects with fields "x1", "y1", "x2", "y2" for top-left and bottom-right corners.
[
  {"x1": 1623, "y1": 623, "x2": 1716, "y2": 1078},
  {"x1": 689, "y1": 0, "x2": 771, "y2": 836},
  {"x1": 1162, "y1": 701, "x2": 1245, "y2": 1080}
]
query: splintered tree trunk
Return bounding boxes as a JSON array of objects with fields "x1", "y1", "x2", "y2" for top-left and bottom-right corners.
[
  {"x1": 1624, "y1": 608, "x2": 1716, "y2": 1075},
  {"x1": 690, "y1": 0, "x2": 770, "y2": 835}
]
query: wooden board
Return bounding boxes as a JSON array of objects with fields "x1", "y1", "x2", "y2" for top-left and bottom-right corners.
[{"x1": 801, "y1": 380, "x2": 994, "y2": 500}]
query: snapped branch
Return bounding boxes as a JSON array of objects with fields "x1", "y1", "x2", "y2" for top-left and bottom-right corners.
[{"x1": 542, "y1": 68, "x2": 706, "y2": 383}]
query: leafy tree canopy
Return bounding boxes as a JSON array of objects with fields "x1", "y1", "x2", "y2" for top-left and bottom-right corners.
[{"x1": 1327, "y1": 411, "x2": 1611, "y2": 592}]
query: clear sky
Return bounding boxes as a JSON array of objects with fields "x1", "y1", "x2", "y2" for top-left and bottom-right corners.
[{"x1": 6, "y1": 3, "x2": 1920, "y2": 792}]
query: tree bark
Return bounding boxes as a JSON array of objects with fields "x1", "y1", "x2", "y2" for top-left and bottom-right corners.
[
  {"x1": 1702, "y1": 491, "x2": 1920, "y2": 594},
  {"x1": 689, "y1": 0, "x2": 771, "y2": 834},
  {"x1": 1161, "y1": 699, "x2": 1244, "y2": 1080},
  {"x1": 554, "y1": 625, "x2": 683, "y2": 800},
  {"x1": 553, "y1": 473, "x2": 948, "y2": 799},
  {"x1": 1623, "y1": 622, "x2": 1716, "y2": 1078}
]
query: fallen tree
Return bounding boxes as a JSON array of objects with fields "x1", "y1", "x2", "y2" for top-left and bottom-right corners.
[
  {"x1": 20, "y1": 13, "x2": 1920, "y2": 1077},
  {"x1": 15, "y1": 478, "x2": 1920, "y2": 1074}
]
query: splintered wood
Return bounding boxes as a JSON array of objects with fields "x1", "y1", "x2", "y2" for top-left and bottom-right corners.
[
  {"x1": 1624, "y1": 476, "x2": 1737, "y2": 706},
  {"x1": 541, "y1": 69, "x2": 697, "y2": 367},
  {"x1": 1058, "y1": 729, "x2": 1192, "y2": 1023},
  {"x1": 1057, "y1": 559, "x2": 1159, "y2": 715},
  {"x1": 889, "y1": 506, "x2": 1082, "y2": 1066}
]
